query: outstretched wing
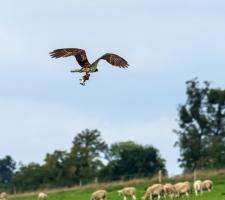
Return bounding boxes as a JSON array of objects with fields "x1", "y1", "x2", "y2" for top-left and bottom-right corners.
[
  {"x1": 49, "y1": 48, "x2": 90, "y2": 68},
  {"x1": 97, "y1": 53, "x2": 129, "y2": 68}
]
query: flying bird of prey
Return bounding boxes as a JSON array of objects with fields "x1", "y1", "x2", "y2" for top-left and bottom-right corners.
[{"x1": 49, "y1": 48, "x2": 129, "y2": 86}]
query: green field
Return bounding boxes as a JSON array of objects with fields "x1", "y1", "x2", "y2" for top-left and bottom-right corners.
[
  {"x1": 10, "y1": 171, "x2": 225, "y2": 200},
  {"x1": 10, "y1": 183, "x2": 225, "y2": 200},
  {"x1": 46, "y1": 185, "x2": 224, "y2": 200}
]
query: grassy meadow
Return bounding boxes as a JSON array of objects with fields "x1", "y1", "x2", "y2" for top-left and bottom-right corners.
[{"x1": 9, "y1": 170, "x2": 225, "y2": 200}]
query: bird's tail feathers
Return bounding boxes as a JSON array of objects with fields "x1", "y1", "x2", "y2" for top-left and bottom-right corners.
[{"x1": 71, "y1": 69, "x2": 82, "y2": 73}]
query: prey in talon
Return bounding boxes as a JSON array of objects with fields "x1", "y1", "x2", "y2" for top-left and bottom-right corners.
[{"x1": 79, "y1": 74, "x2": 90, "y2": 86}]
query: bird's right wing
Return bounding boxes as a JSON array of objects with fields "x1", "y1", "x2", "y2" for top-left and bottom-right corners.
[
  {"x1": 96, "y1": 53, "x2": 129, "y2": 68},
  {"x1": 49, "y1": 48, "x2": 90, "y2": 67}
]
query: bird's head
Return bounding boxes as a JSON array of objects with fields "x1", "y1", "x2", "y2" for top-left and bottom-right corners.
[{"x1": 95, "y1": 69, "x2": 98, "y2": 72}]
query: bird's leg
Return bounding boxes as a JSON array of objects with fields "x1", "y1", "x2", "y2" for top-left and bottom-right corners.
[
  {"x1": 79, "y1": 73, "x2": 90, "y2": 86},
  {"x1": 84, "y1": 73, "x2": 90, "y2": 80}
]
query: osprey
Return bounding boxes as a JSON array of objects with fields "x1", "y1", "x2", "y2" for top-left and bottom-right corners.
[{"x1": 49, "y1": 48, "x2": 129, "y2": 86}]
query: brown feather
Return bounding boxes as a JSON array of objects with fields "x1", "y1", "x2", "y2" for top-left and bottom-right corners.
[
  {"x1": 97, "y1": 53, "x2": 129, "y2": 68},
  {"x1": 49, "y1": 48, "x2": 90, "y2": 68}
]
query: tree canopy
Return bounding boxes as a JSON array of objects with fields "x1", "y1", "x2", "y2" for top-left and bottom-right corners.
[
  {"x1": 0, "y1": 156, "x2": 16, "y2": 184},
  {"x1": 99, "y1": 141, "x2": 166, "y2": 181},
  {"x1": 175, "y1": 78, "x2": 225, "y2": 171}
]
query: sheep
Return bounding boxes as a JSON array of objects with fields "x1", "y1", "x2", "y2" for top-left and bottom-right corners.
[
  {"x1": 142, "y1": 184, "x2": 164, "y2": 200},
  {"x1": 163, "y1": 183, "x2": 176, "y2": 198},
  {"x1": 0, "y1": 192, "x2": 7, "y2": 200},
  {"x1": 202, "y1": 180, "x2": 213, "y2": 192},
  {"x1": 117, "y1": 187, "x2": 136, "y2": 200},
  {"x1": 38, "y1": 192, "x2": 48, "y2": 199},
  {"x1": 173, "y1": 182, "x2": 183, "y2": 197},
  {"x1": 174, "y1": 182, "x2": 191, "y2": 197},
  {"x1": 91, "y1": 190, "x2": 107, "y2": 200},
  {"x1": 194, "y1": 180, "x2": 203, "y2": 196},
  {"x1": 183, "y1": 181, "x2": 192, "y2": 195}
]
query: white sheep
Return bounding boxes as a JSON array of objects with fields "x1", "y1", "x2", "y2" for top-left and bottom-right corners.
[
  {"x1": 194, "y1": 180, "x2": 202, "y2": 196},
  {"x1": 174, "y1": 182, "x2": 191, "y2": 197},
  {"x1": 0, "y1": 192, "x2": 7, "y2": 200},
  {"x1": 91, "y1": 190, "x2": 107, "y2": 200},
  {"x1": 142, "y1": 184, "x2": 164, "y2": 200},
  {"x1": 118, "y1": 187, "x2": 136, "y2": 200},
  {"x1": 202, "y1": 180, "x2": 213, "y2": 192},
  {"x1": 163, "y1": 183, "x2": 176, "y2": 198},
  {"x1": 38, "y1": 192, "x2": 48, "y2": 199}
]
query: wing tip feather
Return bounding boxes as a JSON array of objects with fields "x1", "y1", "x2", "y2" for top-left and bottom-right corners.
[{"x1": 49, "y1": 51, "x2": 59, "y2": 58}]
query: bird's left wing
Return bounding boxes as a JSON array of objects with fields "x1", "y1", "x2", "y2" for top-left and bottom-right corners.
[
  {"x1": 49, "y1": 48, "x2": 90, "y2": 67},
  {"x1": 97, "y1": 53, "x2": 129, "y2": 68}
]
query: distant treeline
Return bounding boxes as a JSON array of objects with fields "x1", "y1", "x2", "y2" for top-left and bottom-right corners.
[{"x1": 0, "y1": 130, "x2": 166, "y2": 193}]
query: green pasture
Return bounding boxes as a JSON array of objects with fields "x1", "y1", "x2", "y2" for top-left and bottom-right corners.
[{"x1": 10, "y1": 181, "x2": 225, "y2": 200}]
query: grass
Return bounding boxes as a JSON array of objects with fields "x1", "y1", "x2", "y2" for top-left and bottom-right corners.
[{"x1": 9, "y1": 170, "x2": 225, "y2": 200}]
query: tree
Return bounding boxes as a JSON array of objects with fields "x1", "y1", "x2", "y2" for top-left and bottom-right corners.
[
  {"x1": 207, "y1": 89, "x2": 225, "y2": 168},
  {"x1": 174, "y1": 78, "x2": 225, "y2": 171},
  {"x1": 13, "y1": 163, "x2": 44, "y2": 192},
  {"x1": 42, "y1": 150, "x2": 68, "y2": 186},
  {"x1": 66, "y1": 129, "x2": 108, "y2": 183},
  {"x1": 0, "y1": 156, "x2": 16, "y2": 184},
  {"x1": 99, "y1": 141, "x2": 166, "y2": 181},
  {"x1": 106, "y1": 141, "x2": 139, "y2": 161}
]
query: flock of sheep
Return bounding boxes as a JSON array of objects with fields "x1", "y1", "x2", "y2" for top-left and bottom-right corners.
[
  {"x1": 90, "y1": 179, "x2": 213, "y2": 200},
  {"x1": 0, "y1": 179, "x2": 213, "y2": 200}
]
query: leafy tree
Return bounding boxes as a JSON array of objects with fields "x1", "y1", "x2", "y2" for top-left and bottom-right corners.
[
  {"x1": 174, "y1": 78, "x2": 225, "y2": 171},
  {"x1": 66, "y1": 129, "x2": 108, "y2": 183},
  {"x1": 0, "y1": 156, "x2": 16, "y2": 184},
  {"x1": 106, "y1": 141, "x2": 139, "y2": 160},
  {"x1": 42, "y1": 150, "x2": 68, "y2": 186},
  {"x1": 13, "y1": 163, "x2": 44, "y2": 191},
  {"x1": 207, "y1": 89, "x2": 225, "y2": 167},
  {"x1": 12, "y1": 151, "x2": 69, "y2": 191},
  {"x1": 99, "y1": 141, "x2": 166, "y2": 181}
]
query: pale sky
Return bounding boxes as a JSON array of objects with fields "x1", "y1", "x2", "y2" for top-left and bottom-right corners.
[{"x1": 1, "y1": 0, "x2": 225, "y2": 176}]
